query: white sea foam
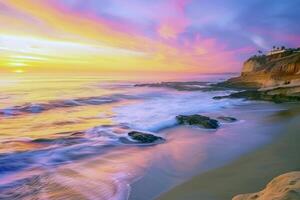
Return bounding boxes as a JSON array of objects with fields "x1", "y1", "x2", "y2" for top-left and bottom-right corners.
[
  {"x1": 113, "y1": 89, "x2": 246, "y2": 132},
  {"x1": 0, "y1": 76, "x2": 284, "y2": 200}
]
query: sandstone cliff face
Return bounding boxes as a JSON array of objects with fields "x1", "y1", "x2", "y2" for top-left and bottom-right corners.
[
  {"x1": 242, "y1": 59, "x2": 264, "y2": 74},
  {"x1": 240, "y1": 51, "x2": 300, "y2": 87},
  {"x1": 221, "y1": 50, "x2": 300, "y2": 95},
  {"x1": 233, "y1": 171, "x2": 300, "y2": 200}
]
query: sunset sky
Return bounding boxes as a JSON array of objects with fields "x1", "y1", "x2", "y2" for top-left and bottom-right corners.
[{"x1": 0, "y1": 0, "x2": 299, "y2": 75}]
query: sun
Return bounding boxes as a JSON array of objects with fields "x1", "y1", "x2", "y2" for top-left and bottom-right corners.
[
  {"x1": 13, "y1": 69, "x2": 24, "y2": 73},
  {"x1": 7, "y1": 60, "x2": 27, "y2": 73}
]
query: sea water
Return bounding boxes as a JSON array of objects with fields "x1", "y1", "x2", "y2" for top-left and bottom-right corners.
[{"x1": 0, "y1": 74, "x2": 285, "y2": 200}]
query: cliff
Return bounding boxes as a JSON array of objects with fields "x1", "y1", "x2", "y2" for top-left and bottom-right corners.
[
  {"x1": 219, "y1": 49, "x2": 300, "y2": 96},
  {"x1": 240, "y1": 50, "x2": 300, "y2": 87}
]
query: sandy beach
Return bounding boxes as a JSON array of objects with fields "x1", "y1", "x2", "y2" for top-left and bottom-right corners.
[
  {"x1": 3, "y1": 76, "x2": 281, "y2": 200},
  {"x1": 158, "y1": 104, "x2": 300, "y2": 200}
]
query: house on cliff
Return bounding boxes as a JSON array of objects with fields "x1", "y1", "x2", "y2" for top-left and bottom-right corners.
[{"x1": 267, "y1": 49, "x2": 286, "y2": 56}]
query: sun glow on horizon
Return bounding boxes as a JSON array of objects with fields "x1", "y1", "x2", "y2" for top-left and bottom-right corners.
[
  {"x1": 13, "y1": 69, "x2": 24, "y2": 73},
  {"x1": 0, "y1": 34, "x2": 157, "y2": 73},
  {"x1": 0, "y1": 0, "x2": 248, "y2": 75},
  {"x1": 1, "y1": 0, "x2": 298, "y2": 75}
]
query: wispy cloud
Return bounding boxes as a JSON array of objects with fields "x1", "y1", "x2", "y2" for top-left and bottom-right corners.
[{"x1": 0, "y1": 0, "x2": 299, "y2": 74}]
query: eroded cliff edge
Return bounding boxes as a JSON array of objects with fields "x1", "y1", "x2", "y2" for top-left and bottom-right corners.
[
  {"x1": 213, "y1": 48, "x2": 300, "y2": 102},
  {"x1": 218, "y1": 49, "x2": 300, "y2": 94}
]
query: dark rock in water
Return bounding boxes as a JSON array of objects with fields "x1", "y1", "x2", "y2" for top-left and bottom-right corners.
[
  {"x1": 176, "y1": 114, "x2": 219, "y2": 129},
  {"x1": 217, "y1": 116, "x2": 237, "y2": 122},
  {"x1": 32, "y1": 138, "x2": 55, "y2": 143},
  {"x1": 32, "y1": 136, "x2": 85, "y2": 145},
  {"x1": 128, "y1": 131, "x2": 165, "y2": 143},
  {"x1": 212, "y1": 81, "x2": 260, "y2": 90},
  {"x1": 135, "y1": 81, "x2": 227, "y2": 92},
  {"x1": 213, "y1": 90, "x2": 300, "y2": 103}
]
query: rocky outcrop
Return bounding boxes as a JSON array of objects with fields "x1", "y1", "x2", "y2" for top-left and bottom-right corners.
[
  {"x1": 128, "y1": 131, "x2": 165, "y2": 143},
  {"x1": 233, "y1": 171, "x2": 300, "y2": 200},
  {"x1": 135, "y1": 81, "x2": 231, "y2": 92},
  {"x1": 176, "y1": 114, "x2": 219, "y2": 129},
  {"x1": 135, "y1": 81, "x2": 208, "y2": 91},
  {"x1": 213, "y1": 90, "x2": 300, "y2": 103}
]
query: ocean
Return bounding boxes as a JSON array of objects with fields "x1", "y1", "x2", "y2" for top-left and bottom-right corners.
[{"x1": 0, "y1": 74, "x2": 285, "y2": 200}]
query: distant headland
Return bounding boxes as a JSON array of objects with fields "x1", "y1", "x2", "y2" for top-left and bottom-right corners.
[
  {"x1": 213, "y1": 46, "x2": 300, "y2": 103},
  {"x1": 220, "y1": 47, "x2": 300, "y2": 90}
]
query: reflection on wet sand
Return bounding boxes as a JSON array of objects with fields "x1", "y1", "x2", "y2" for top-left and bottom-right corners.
[{"x1": 0, "y1": 76, "x2": 286, "y2": 200}]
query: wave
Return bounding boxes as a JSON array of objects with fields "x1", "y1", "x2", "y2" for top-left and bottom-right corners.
[
  {"x1": 0, "y1": 122, "x2": 162, "y2": 178},
  {"x1": 113, "y1": 90, "x2": 245, "y2": 132},
  {"x1": 0, "y1": 87, "x2": 246, "y2": 177},
  {"x1": 0, "y1": 94, "x2": 136, "y2": 117}
]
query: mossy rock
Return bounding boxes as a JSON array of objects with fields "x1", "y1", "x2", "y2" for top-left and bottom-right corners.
[
  {"x1": 213, "y1": 90, "x2": 300, "y2": 103},
  {"x1": 128, "y1": 131, "x2": 165, "y2": 143},
  {"x1": 176, "y1": 114, "x2": 219, "y2": 129}
]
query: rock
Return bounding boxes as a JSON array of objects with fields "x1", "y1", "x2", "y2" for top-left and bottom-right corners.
[
  {"x1": 128, "y1": 131, "x2": 165, "y2": 143},
  {"x1": 176, "y1": 114, "x2": 219, "y2": 129},
  {"x1": 32, "y1": 138, "x2": 55, "y2": 143},
  {"x1": 217, "y1": 116, "x2": 237, "y2": 122},
  {"x1": 32, "y1": 136, "x2": 84, "y2": 144},
  {"x1": 135, "y1": 81, "x2": 227, "y2": 92},
  {"x1": 213, "y1": 79, "x2": 261, "y2": 90},
  {"x1": 213, "y1": 90, "x2": 300, "y2": 103},
  {"x1": 232, "y1": 171, "x2": 300, "y2": 200}
]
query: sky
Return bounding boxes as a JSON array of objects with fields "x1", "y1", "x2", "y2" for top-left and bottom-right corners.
[{"x1": 0, "y1": 0, "x2": 299, "y2": 75}]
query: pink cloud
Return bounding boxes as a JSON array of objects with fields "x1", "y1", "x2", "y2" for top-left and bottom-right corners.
[{"x1": 156, "y1": 0, "x2": 191, "y2": 39}]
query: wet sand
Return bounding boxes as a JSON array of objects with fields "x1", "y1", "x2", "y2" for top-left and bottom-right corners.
[
  {"x1": 158, "y1": 104, "x2": 300, "y2": 200},
  {"x1": 1, "y1": 76, "x2": 299, "y2": 200},
  {"x1": 128, "y1": 103, "x2": 294, "y2": 200}
]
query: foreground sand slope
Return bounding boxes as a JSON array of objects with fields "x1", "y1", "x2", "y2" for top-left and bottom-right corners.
[{"x1": 233, "y1": 171, "x2": 300, "y2": 200}]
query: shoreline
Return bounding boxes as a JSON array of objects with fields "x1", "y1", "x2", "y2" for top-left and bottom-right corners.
[
  {"x1": 128, "y1": 102, "x2": 293, "y2": 200},
  {"x1": 158, "y1": 104, "x2": 300, "y2": 200}
]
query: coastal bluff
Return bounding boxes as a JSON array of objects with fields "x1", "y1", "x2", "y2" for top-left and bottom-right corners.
[
  {"x1": 219, "y1": 48, "x2": 300, "y2": 95},
  {"x1": 213, "y1": 48, "x2": 300, "y2": 102}
]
